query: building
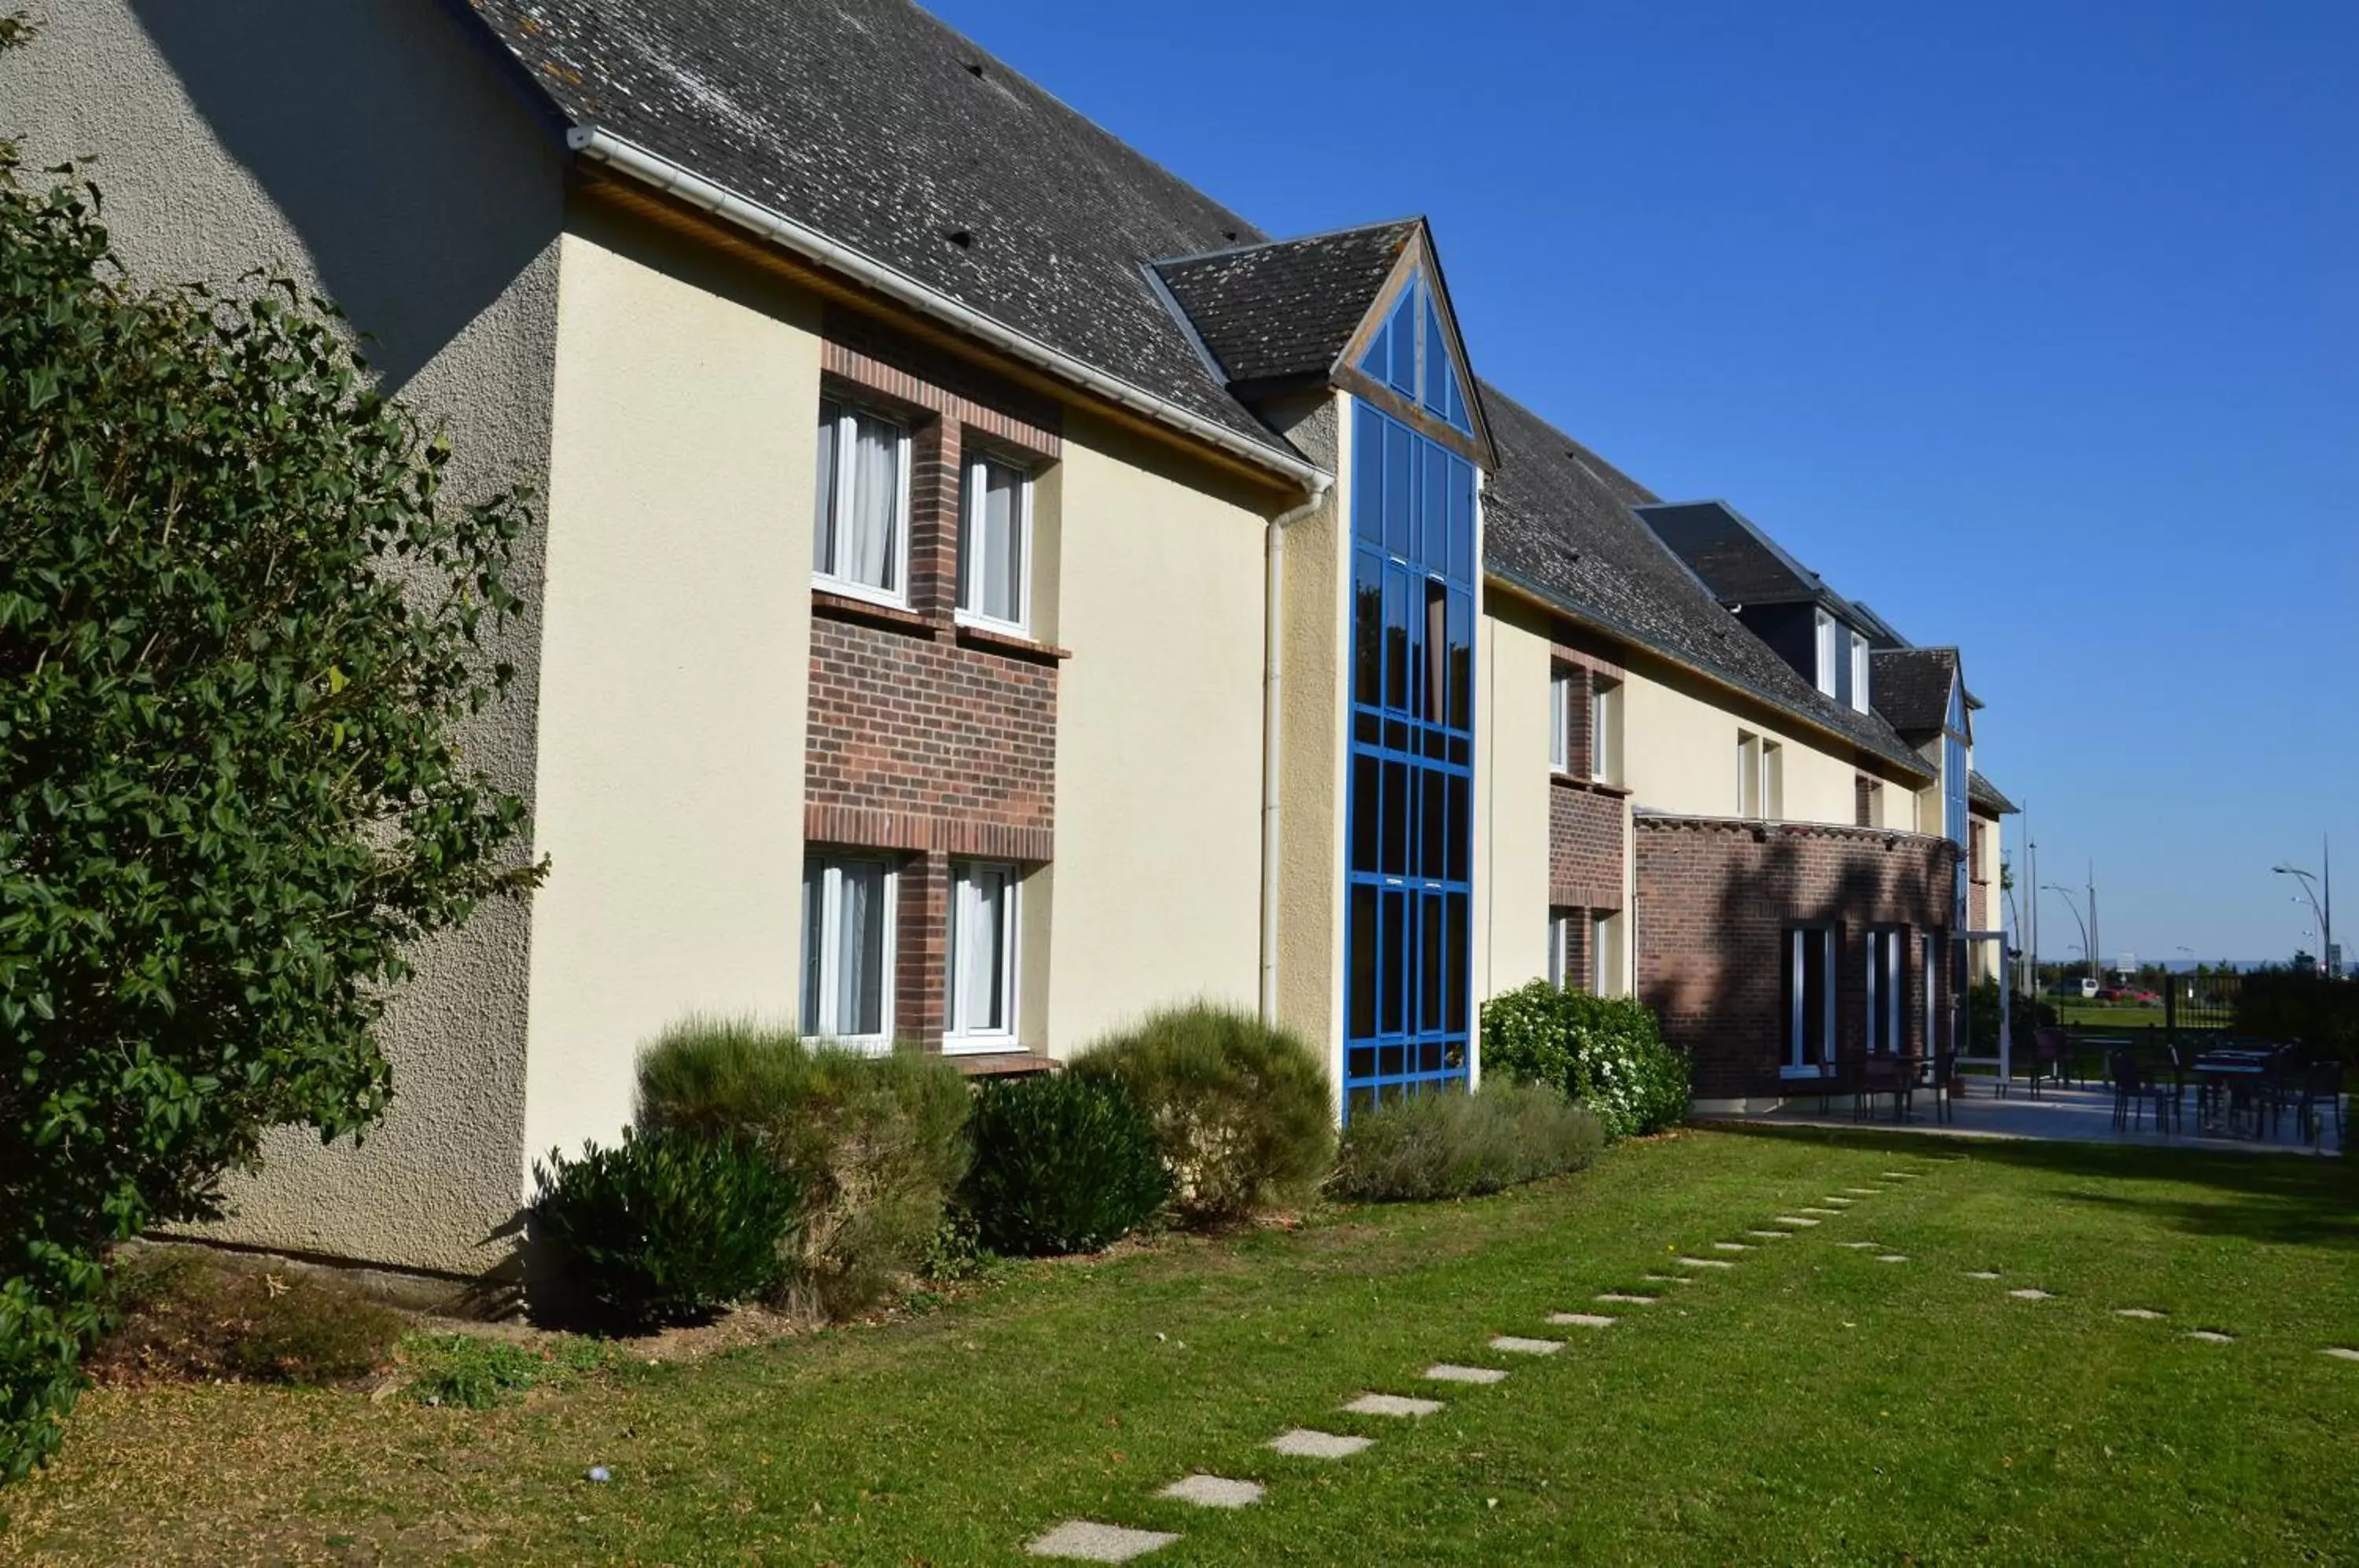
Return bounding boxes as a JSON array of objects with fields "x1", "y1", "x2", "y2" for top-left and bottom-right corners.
[{"x1": 9, "y1": 0, "x2": 2013, "y2": 1278}]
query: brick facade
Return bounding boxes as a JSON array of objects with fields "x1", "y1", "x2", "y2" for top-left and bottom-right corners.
[
  {"x1": 1634, "y1": 815, "x2": 1959, "y2": 1102},
  {"x1": 807, "y1": 311, "x2": 1065, "y2": 1051},
  {"x1": 1549, "y1": 782, "x2": 1626, "y2": 910}
]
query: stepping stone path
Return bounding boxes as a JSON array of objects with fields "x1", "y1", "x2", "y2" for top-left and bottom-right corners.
[
  {"x1": 1880, "y1": 1172, "x2": 1919, "y2": 1180},
  {"x1": 1345, "y1": 1393, "x2": 1444, "y2": 1418},
  {"x1": 1774, "y1": 1216, "x2": 1821, "y2": 1228},
  {"x1": 1800, "y1": 1207, "x2": 1843, "y2": 1216},
  {"x1": 1547, "y1": 1312, "x2": 1617, "y2": 1328},
  {"x1": 1029, "y1": 1522, "x2": 1179, "y2": 1561},
  {"x1": 1641, "y1": 1273, "x2": 1693, "y2": 1284},
  {"x1": 1843, "y1": 1187, "x2": 1885, "y2": 1195},
  {"x1": 1270, "y1": 1428, "x2": 1372, "y2": 1459},
  {"x1": 1489, "y1": 1335, "x2": 1565, "y2": 1355},
  {"x1": 1426, "y1": 1364, "x2": 1509, "y2": 1384},
  {"x1": 1712, "y1": 1241, "x2": 1754, "y2": 1252},
  {"x1": 2008, "y1": 1289, "x2": 2055, "y2": 1301},
  {"x1": 1875, "y1": 1254, "x2": 1908, "y2": 1264},
  {"x1": 1596, "y1": 1293, "x2": 1658, "y2": 1305},
  {"x1": 1835, "y1": 1241, "x2": 1882, "y2": 1250},
  {"x1": 2184, "y1": 1331, "x2": 2236, "y2": 1345},
  {"x1": 1819, "y1": 1198, "x2": 1857, "y2": 1206},
  {"x1": 1673, "y1": 1256, "x2": 1735, "y2": 1269},
  {"x1": 1963, "y1": 1271, "x2": 2002, "y2": 1280},
  {"x1": 1159, "y1": 1474, "x2": 1263, "y2": 1510},
  {"x1": 2114, "y1": 1309, "x2": 2167, "y2": 1321},
  {"x1": 1746, "y1": 1230, "x2": 1792, "y2": 1240},
  {"x1": 2323, "y1": 1348, "x2": 2359, "y2": 1362}
]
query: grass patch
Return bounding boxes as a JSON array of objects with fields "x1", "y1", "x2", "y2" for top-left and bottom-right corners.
[
  {"x1": 2056, "y1": 1001, "x2": 2173, "y2": 1032},
  {"x1": 398, "y1": 1332, "x2": 613, "y2": 1410},
  {"x1": 12, "y1": 1132, "x2": 2357, "y2": 1564}
]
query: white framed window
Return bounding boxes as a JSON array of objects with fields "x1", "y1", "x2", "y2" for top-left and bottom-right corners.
[
  {"x1": 801, "y1": 853, "x2": 896, "y2": 1051},
  {"x1": 1785, "y1": 926, "x2": 1836, "y2": 1076},
  {"x1": 957, "y1": 453, "x2": 1032, "y2": 631},
  {"x1": 1592, "y1": 910, "x2": 1625, "y2": 997},
  {"x1": 1849, "y1": 631, "x2": 1871, "y2": 714},
  {"x1": 1865, "y1": 927, "x2": 1906, "y2": 1055},
  {"x1": 944, "y1": 861, "x2": 1019, "y2": 1050},
  {"x1": 1814, "y1": 609, "x2": 1838, "y2": 698},
  {"x1": 813, "y1": 398, "x2": 911, "y2": 604},
  {"x1": 1862, "y1": 778, "x2": 1885, "y2": 829},
  {"x1": 1590, "y1": 678, "x2": 1622, "y2": 786},
  {"x1": 1547, "y1": 907, "x2": 1574, "y2": 988},
  {"x1": 1924, "y1": 930, "x2": 1945, "y2": 1056},
  {"x1": 1762, "y1": 739, "x2": 1783, "y2": 820},
  {"x1": 1549, "y1": 668, "x2": 1573, "y2": 773}
]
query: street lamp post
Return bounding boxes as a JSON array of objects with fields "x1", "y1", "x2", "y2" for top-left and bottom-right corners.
[
  {"x1": 2041, "y1": 884, "x2": 2092, "y2": 995},
  {"x1": 2275, "y1": 849, "x2": 2333, "y2": 977}
]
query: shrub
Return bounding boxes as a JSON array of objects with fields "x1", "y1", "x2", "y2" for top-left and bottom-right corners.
[
  {"x1": 1070, "y1": 1004, "x2": 1334, "y2": 1225},
  {"x1": 2236, "y1": 970, "x2": 2359, "y2": 1062},
  {"x1": 636, "y1": 1018, "x2": 971, "y2": 1318},
  {"x1": 1479, "y1": 983, "x2": 1690, "y2": 1139},
  {"x1": 0, "y1": 83, "x2": 539, "y2": 1474},
  {"x1": 89, "y1": 1247, "x2": 403, "y2": 1387},
  {"x1": 1333, "y1": 1081, "x2": 1604, "y2": 1202},
  {"x1": 960, "y1": 1073, "x2": 1168, "y2": 1256},
  {"x1": 531, "y1": 1129, "x2": 800, "y2": 1329}
]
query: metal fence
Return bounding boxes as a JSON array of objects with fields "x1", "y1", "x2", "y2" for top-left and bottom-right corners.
[{"x1": 2163, "y1": 970, "x2": 2243, "y2": 1040}]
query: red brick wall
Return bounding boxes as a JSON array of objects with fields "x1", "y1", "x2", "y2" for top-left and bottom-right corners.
[
  {"x1": 805, "y1": 311, "x2": 1065, "y2": 1050},
  {"x1": 1550, "y1": 782, "x2": 1625, "y2": 911},
  {"x1": 1634, "y1": 816, "x2": 1959, "y2": 1101}
]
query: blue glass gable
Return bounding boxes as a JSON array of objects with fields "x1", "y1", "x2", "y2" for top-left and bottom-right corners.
[{"x1": 1355, "y1": 267, "x2": 1474, "y2": 436}]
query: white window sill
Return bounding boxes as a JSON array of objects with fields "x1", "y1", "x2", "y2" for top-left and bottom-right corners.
[
  {"x1": 953, "y1": 609, "x2": 1031, "y2": 639},
  {"x1": 942, "y1": 1033, "x2": 1018, "y2": 1057}
]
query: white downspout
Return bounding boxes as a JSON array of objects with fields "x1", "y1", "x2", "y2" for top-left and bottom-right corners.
[{"x1": 1260, "y1": 477, "x2": 1333, "y2": 1025}]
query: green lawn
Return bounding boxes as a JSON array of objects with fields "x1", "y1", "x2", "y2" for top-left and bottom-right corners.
[
  {"x1": 6, "y1": 1128, "x2": 2356, "y2": 1566},
  {"x1": 2054, "y1": 1001, "x2": 2172, "y2": 1032}
]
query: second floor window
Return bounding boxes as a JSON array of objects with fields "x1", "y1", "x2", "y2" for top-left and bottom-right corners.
[
  {"x1": 1549, "y1": 668, "x2": 1574, "y2": 773},
  {"x1": 1814, "y1": 610, "x2": 1838, "y2": 698},
  {"x1": 1849, "y1": 632, "x2": 1871, "y2": 713},
  {"x1": 1591, "y1": 678, "x2": 1622, "y2": 786},
  {"x1": 814, "y1": 399, "x2": 909, "y2": 602},
  {"x1": 959, "y1": 455, "x2": 1030, "y2": 631}
]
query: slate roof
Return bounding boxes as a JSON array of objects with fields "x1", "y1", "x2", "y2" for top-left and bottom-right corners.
[
  {"x1": 1152, "y1": 220, "x2": 1418, "y2": 388},
  {"x1": 1479, "y1": 386, "x2": 1932, "y2": 780},
  {"x1": 1847, "y1": 599, "x2": 1912, "y2": 650},
  {"x1": 1870, "y1": 647, "x2": 1961, "y2": 740},
  {"x1": 462, "y1": 0, "x2": 1290, "y2": 455},
  {"x1": 1633, "y1": 500, "x2": 1842, "y2": 609},
  {"x1": 1968, "y1": 770, "x2": 2017, "y2": 815}
]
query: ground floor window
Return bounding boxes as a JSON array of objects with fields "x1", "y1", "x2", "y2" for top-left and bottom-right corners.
[
  {"x1": 1865, "y1": 927, "x2": 1907, "y2": 1055},
  {"x1": 802, "y1": 853, "x2": 896, "y2": 1051},
  {"x1": 945, "y1": 861, "x2": 1018, "y2": 1051},
  {"x1": 1924, "y1": 929, "x2": 1948, "y2": 1055},
  {"x1": 1784, "y1": 926, "x2": 1835, "y2": 1075},
  {"x1": 1548, "y1": 907, "x2": 1576, "y2": 988},
  {"x1": 1592, "y1": 909, "x2": 1626, "y2": 997}
]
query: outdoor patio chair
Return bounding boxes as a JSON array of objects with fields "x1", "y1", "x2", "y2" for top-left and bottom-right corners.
[
  {"x1": 2295, "y1": 1060, "x2": 2344, "y2": 1148},
  {"x1": 2147, "y1": 1054, "x2": 2184, "y2": 1135},
  {"x1": 2108, "y1": 1051, "x2": 2154, "y2": 1134},
  {"x1": 1929, "y1": 1050, "x2": 1958, "y2": 1126},
  {"x1": 2029, "y1": 1027, "x2": 2071, "y2": 1099},
  {"x1": 1855, "y1": 1055, "x2": 1910, "y2": 1124}
]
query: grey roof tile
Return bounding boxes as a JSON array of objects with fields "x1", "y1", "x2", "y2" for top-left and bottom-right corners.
[
  {"x1": 1968, "y1": 770, "x2": 2017, "y2": 815},
  {"x1": 1870, "y1": 647, "x2": 1960, "y2": 739},
  {"x1": 466, "y1": 0, "x2": 1290, "y2": 455},
  {"x1": 1481, "y1": 386, "x2": 1930, "y2": 779},
  {"x1": 1633, "y1": 500, "x2": 1835, "y2": 608},
  {"x1": 1154, "y1": 220, "x2": 1417, "y2": 387}
]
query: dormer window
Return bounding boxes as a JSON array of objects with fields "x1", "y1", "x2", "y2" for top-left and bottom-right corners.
[
  {"x1": 1849, "y1": 631, "x2": 1870, "y2": 714},
  {"x1": 1814, "y1": 610, "x2": 1838, "y2": 698}
]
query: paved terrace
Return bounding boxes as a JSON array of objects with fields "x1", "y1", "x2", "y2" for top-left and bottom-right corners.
[{"x1": 1698, "y1": 1081, "x2": 2347, "y2": 1158}]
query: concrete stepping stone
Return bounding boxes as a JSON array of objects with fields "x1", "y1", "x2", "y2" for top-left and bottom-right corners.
[
  {"x1": 1547, "y1": 1312, "x2": 1617, "y2": 1328},
  {"x1": 2321, "y1": 1347, "x2": 2359, "y2": 1362},
  {"x1": 1426, "y1": 1363, "x2": 1508, "y2": 1384},
  {"x1": 1773, "y1": 1216, "x2": 1820, "y2": 1227},
  {"x1": 1159, "y1": 1474, "x2": 1263, "y2": 1509},
  {"x1": 1819, "y1": 1197, "x2": 1857, "y2": 1206},
  {"x1": 1269, "y1": 1428, "x2": 1372, "y2": 1459},
  {"x1": 1963, "y1": 1270, "x2": 2002, "y2": 1280},
  {"x1": 1596, "y1": 1293, "x2": 1658, "y2": 1305},
  {"x1": 1746, "y1": 1229, "x2": 1792, "y2": 1240},
  {"x1": 1835, "y1": 1240, "x2": 1882, "y2": 1250},
  {"x1": 1489, "y1": 1334, "x2": 1565, "y2": 1355},
  {"x1": 1344, "y1": 1392, "x2": 1444, "y2": 1418},
  {"x1": 2114, "y1": 1309, "x2": 2167, "y2": 1321},
  {"x1": 1875, "y1": 1254, "x2": 1908, "y2": 1264},
  {"x1": 1880, "y1": 1172, "x2": 1919, "y2": 1180},
  {"x1": 1673, "y1": 1256, "x2": 1735, "y2": 1269},
  {"x1": 1640, "y1": 1273, "x2": 1693, "y2": 1284},
  {"x1": 1800, "y1": 1207, "x2": 1843, "y2": 1216},
  {"x1": 1843, "y1": 1187, "x2": 1885, "y2": 1195},
  {"x1": 2184, "y1": 1330, "x2": 2236, "y2": 1345},
  {"x1": 1029, "y1": 1521, "x2": 1180, "y2": 1561},
  {"x1": 1711, "y1": 1241, "x2": 1755, "y2": 1252},
  {"x1": 2008, "y1": 1288, "x2": 2055, "y2": 1301}
]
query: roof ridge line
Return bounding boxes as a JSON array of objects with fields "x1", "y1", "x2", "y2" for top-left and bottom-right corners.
[{"x1": 1149, "y1": 215, "x2": 1424, "y2": 272}]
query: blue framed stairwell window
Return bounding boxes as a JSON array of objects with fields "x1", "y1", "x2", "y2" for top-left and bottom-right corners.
[
  {"x1": 1344, "y1": 399, "x2": 1477, "y2": 1117},
  {"x1": 1356, "y1": 268, "x2": 1474, "y2": 436}
]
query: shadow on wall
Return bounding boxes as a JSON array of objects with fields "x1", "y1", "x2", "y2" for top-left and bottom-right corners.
[
  {"x1": 1639, "y1": 824, "x2": 1955, "y2": 1077},
  {"x1": 123, "y1": 0, "x2": 561, "y2": 390}
]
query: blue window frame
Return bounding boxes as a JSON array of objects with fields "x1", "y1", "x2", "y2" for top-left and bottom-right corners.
[
  {"x1": 1356, "y1": 268, "x2": 1474, "y2": 436},
  {"x1": 1345, "y1": 400, "x2": 1477, "y2": 1117}
]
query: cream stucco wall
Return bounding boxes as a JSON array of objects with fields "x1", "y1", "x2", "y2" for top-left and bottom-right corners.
[
  {"x1": 1477, "y1": 604, "x2": 1554, "y2": 1007},
  {"x1": 1619, "y1": 661, "x2": 1865, "y2": 827},
  {"x1": 4, "y1": 0, "x2": 566, "y2": 1274},
  {"x1": 522, "y1": 207, "x2": 822, "y2": 1169},
  {"x1": 1043, "y1": 411, "x2": 1275, "y2": 1055}
]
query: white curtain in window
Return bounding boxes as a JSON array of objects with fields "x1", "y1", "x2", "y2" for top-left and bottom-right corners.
[
  {"x1": 842, "y1": 415, "x2": 900, "y2": 591},
  {"x1": 965, "y1": 462, "x2": 1023, "y2": 624},
  {"x1": 835, "y1": 860, "x2": 885, "y2": 1036},
  {"x1": 952, "y1": 867, "x2": 1009, "y2": 1032},
  {"x1": 813, "y1": 403, "x2": 840, "y2": 573}
]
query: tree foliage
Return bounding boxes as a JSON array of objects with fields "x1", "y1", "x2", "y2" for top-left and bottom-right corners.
[{"x1": 0, "y1": 131, "x2": 540, "y2": 1476}]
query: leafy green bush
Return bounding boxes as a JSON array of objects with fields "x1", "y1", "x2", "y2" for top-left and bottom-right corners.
[
  {"x1": 531, "y1": 1129, "x2": 800, "y2": 1329},
  {"x1": 2236, "y1": 970, "x2": 2359, "y2": 1062},
  {"x1": 636, "y1": 1018, "x2": 970, "y2": 1318},
  {"x1": 1333, "y1": 1081, "x2": 1604, "y2": 1202},
  {"x1": 1070, "y1": 1004, "x2": 1334, "y2": 1225},
  {"x1": 960, "y1": 1073, "x2": 1168, "y2": 1255},
  {"x1": 1479, "y1": 983, "x2": 1689, "y2": 1139},
  {"x1": 0, "y1": 98, "x2": 538, "y2": 1473}
]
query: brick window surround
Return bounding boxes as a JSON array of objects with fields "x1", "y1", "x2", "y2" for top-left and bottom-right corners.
[{"x1": 808, "y1": 309, "x2": 1063, "y2": 1051}]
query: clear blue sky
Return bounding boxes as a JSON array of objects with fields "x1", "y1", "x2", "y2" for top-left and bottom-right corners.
[{"x1": 929, "y1": 0, "x2": 2357, "y2": 969}]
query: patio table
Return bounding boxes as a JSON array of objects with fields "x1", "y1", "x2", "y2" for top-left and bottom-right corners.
[{"x1": 2192, "y1": 1052, "x2": 2277, "y2": 1137}]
